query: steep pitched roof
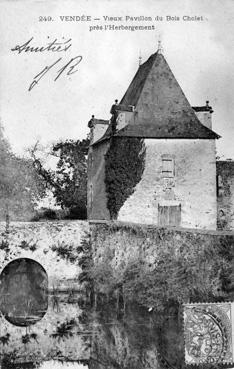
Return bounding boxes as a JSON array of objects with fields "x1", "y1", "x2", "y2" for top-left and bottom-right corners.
[{"x1": 93, "y1": 51, "x2": 220, "y2": 145}]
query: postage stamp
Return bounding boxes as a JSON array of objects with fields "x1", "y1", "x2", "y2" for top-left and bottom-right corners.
[{"x1": 183, "y1": 303, "x2": 234, "y2": 365}]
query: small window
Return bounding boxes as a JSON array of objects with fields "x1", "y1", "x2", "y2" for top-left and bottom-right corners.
[
  {"x1": 162, "y1": 158, "x2": 174, "y2": 178},
  {"x1": 217, "y1": 175, "x2": 223, "y2": 188},
  {"x1": 90, "y1": 184, "x2": 93, "y2": 205},
  {"x1": 217, "y1": 175, "x2": 223, "y2": 197}
]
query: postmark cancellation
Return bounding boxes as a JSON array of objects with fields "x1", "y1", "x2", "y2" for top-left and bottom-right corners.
[{"x1": 184, "y1": 302, "x2": 234, "y2": 365}]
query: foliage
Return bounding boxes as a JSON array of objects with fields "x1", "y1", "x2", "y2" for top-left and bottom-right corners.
[
  {"x1": 51, "y1": 241, "x2": 77, "y2": 263},
  {"x1": 121, "y1": 246, "x2": 227, "y2": 311},
  {"x1": 17, "y1": 240, "x2": 38, "y2": 252},
  {"x1": 85, "y1": 228, "x2": 233, "y2": 312},
  {"x1": 0, "y1": 123, "x2": 46, "y2": 221},
  {"x1": 87, "y1": 260, "x2": 117, "y2": 296},
  {"x1": 0, "y1": 333, "x2": 10, "y2": 346},
  {"x1": 21, "y1": 334, "x2": 31, "y2": 345},
  {"x1": 33, "y1": 207, "x2": 57, "y2": 221},
  {"x1": 31, "y1": 137, "x2": 89, "y2": 219},
  {"x1": 78, "y1": 233, "x2": 93, "y2": 286},
  {"x1": 105, "y1": 137, "x2": 145, "y2": 219},
  {"x1": 50, "y1": 319, "x2": 76, "y2": 341},
  {"x1": 0, "y1": 239, "x2": 10, "y2": 252},
  {"x1": 52, "y1": 139, "x2": 89, "y2": 218}
]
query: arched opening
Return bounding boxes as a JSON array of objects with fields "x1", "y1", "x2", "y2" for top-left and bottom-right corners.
[{"x1": 0, "y1": 258, "x2": 48, "y2": 326}]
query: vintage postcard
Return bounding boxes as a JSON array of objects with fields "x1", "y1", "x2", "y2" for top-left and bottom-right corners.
[{"x1": 0, "y1": 0, "x2": 234, "y2": 368}]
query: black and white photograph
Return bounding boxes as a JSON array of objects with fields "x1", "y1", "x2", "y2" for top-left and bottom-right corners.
[{"x1": 0, "y1": 0, "x2": 234, "y2": 368}]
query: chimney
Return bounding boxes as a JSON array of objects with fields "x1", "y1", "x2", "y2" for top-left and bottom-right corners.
[
  {"x1": 88, "y1": 115, "x2": 109, "y2": 144},
  {"x1": 192, "y1": 101, "x2": 213, "y2": 130},
  {"x1": 110, "y1": 99, "x2": 135, "y2": 132}
]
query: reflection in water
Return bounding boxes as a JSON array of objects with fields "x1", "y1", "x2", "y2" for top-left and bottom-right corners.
[
  {"x1": 39, "y1": 362, "x2": 88, "y2": 369},
  {"x1": 1, "y1": 360, "x2": 88, "y2": 369},
  {"x1": 9, "y1": 291, "x2": 234, "y2": 369},
  {"x1": 1, "y1": 363, "x2": 37, "y2": 369},
  {"x1": 0, "y1": 291, "x2": 186, "y2": 369},
  {"x1": 0, "y1": 293, "x2": 90, "y2": 365},
  {"x1": 0, "y1": 258, "x2": 48, "y2": 326},
  {"x1": 87, "y1": 304, "x2": 183, "y2": 369}
]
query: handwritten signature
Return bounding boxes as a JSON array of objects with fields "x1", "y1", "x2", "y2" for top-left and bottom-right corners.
[
  {"x1": 28, "y1": 56, "x2": 83, "y2": 91},
  {"x1": 11, "y1": 37, "x2": 83, "y2": 91}
]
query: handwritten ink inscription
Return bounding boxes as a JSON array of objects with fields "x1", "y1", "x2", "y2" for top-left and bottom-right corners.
[
  {"x1": 11, "y1": 37, "x2": 83, "y2": 91},
  {"x1": 28, "y1": 55, "x2": 82, "y2": 91}
]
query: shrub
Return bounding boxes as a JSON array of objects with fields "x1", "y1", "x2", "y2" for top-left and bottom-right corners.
[{"x1": 85, "y1": 233, "x2": 232, "y2": 311}]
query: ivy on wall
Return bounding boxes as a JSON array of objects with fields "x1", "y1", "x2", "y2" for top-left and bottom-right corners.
[{"x1": 105, "y1": 137, "x2": 146, "y2": 219}]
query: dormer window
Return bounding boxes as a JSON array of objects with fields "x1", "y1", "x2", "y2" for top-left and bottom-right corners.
[{"x1": 162, "y1": 158, "x2": 174, "y2": 178}]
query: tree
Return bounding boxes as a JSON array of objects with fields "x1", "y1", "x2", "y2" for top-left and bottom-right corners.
[
  {"x1": 0, "y1": 123, "x2": 12, "y2": 222},
  {"x1": 0, "y1": 123, "x2": 46, "y2": 221},
  {"x1": 30, "y1": 137, "x2": 90, "y2": 219},
  {"x1": 52, "y1": 138, "x2": 89, "y2": 219}
]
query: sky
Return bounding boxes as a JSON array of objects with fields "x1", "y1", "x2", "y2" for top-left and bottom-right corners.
[{"x1": 0, "y1": 0, "x2": 234, "y2": 159}]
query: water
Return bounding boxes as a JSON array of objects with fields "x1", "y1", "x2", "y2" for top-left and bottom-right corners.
[
  {"x1": 1, "y1": 293, "x2": 233, "y2": 369},
  {"x1": 0, "y1": 258, "x2": 48, "y2": 327},
  {"x1": 0, "y1": 290, "x2": 185, "y2": 369}
]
